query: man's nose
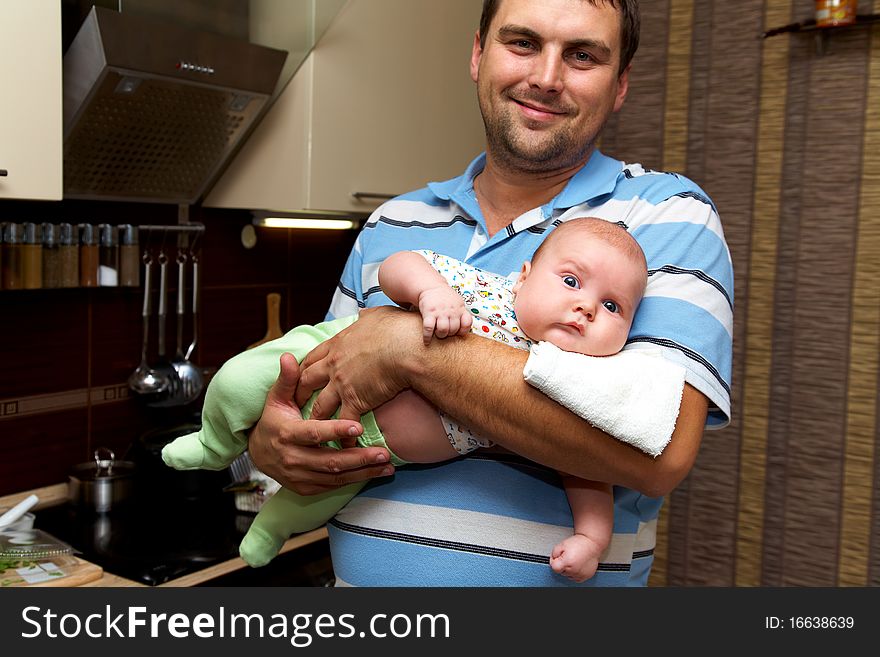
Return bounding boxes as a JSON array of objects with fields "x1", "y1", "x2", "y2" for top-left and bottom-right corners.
[{"x1": 528, "y1": 50, "x2": 564, "y2": 93}]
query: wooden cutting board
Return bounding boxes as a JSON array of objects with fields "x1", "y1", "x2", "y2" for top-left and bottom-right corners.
[
  {"x1": 247, "y1": 293, "x2": 284, "y2": 349},
  {"x1": 1, "y1": 557, "x2": 103, "y2": 587}
]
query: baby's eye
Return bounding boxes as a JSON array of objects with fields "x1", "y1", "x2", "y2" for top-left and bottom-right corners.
[
  {"x1": 603, "y1": 300, "x2": 619, "y2": 313},
  {"x1": 562, "y1": 275, "x2": 580, "y2": 289}
]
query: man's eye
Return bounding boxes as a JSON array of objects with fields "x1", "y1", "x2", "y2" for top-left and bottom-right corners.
[
  {"x1": 568, "y1": 51, "x2": 595, "y2": 66},
  {"x1": 562, "y1": 275, "x2": 580, "y2": 289},
  {"x1": 514, "y1": 40, "x2": 534, "y2": 49},
  {"x1": 603, "y1": 300, "x2": 619, "y2": 313}
]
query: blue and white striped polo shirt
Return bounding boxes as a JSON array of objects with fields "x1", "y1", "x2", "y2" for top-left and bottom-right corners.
[{"x1": 325, "y1": 150, "x2": 733, "y2": 586}]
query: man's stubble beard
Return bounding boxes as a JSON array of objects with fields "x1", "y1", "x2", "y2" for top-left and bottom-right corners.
[{"x1": 480, "y1": 97, "x2": 599, "y2": 174}]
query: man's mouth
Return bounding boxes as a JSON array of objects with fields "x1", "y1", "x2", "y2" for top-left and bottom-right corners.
[{"x1": 510, "y1": 96, "x2": 567, "y2": 119}]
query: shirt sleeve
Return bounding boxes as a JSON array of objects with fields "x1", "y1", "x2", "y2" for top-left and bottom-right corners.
[{"x1": 624, "y1": 182, "x2": 734, "y2": 429}]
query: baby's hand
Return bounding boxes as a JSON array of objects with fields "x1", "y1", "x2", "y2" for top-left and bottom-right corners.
[{"x1": 417, "y1": 286, "x2": 473, "y2": 345}]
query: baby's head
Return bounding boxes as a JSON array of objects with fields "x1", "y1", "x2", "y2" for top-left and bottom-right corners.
[{"x1": 512, "y1": 217, "x2": 647, "y2": 356}]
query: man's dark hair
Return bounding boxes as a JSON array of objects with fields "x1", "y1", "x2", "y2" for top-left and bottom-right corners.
[{"x1": 478, "y1": 0, "x2": 641, "y2": 76}]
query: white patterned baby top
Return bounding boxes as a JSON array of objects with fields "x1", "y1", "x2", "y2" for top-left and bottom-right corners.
[{"x1": 414, "y1": 249, "x2": 533, "y2": 352}]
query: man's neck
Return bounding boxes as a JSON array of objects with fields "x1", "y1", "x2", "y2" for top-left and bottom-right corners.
[{"x1": 475, "y1": 152, "x2": 591, "y2": 237}]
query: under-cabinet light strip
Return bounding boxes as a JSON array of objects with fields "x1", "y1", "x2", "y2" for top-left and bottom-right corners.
[{"x1": 255, "y1": 217, "x2": 358, "y2": 230}]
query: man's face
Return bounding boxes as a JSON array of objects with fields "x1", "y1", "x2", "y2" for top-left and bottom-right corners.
[
  {"x1": 471, "y1": 0, "x2": 630, "y2": 173},
  {"x1": 512, "y1": 231, "x2": 644, "y2": 356}
]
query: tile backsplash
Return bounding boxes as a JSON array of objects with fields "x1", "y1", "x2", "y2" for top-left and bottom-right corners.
[{"x1": 0, "y1": 199, "x2": 356, "y2": 496}]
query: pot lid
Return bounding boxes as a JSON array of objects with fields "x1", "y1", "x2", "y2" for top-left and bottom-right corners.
[{"x1": 70, "y1": 448, "x2": 137, "y2": 481}]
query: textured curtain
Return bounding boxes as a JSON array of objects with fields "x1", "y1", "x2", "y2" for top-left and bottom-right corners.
[{"x1": 602, "y1": 0, "x2": 880, "y2": 586}]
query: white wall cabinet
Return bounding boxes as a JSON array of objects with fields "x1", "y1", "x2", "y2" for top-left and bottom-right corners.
[
  {"x1": 0, "y1": 1, "x2": 62, "y2": 201},
  {"x1": 204, "y1": 0, "x2": 485, "y2": 214}
]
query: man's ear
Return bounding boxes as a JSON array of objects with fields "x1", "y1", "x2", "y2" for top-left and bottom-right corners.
[
  {"x1": 613, "y1": 64, "x2": 631, "y2": 113},
  {"x1": 512, "y1": 261, "x2": 531, "y2": 295},
  {"x1": 470, "y1": 31, "x2": 482, "y2": 83}
]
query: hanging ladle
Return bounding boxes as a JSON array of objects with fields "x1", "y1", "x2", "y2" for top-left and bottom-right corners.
[
  {"x1": 128, "y1": 253, "x2": 170, "y2": 395},
  {"x1": 148, "y1": 249, "x2": 183, "y2": 406}
]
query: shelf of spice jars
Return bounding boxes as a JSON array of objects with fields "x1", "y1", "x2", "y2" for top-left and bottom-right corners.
[
  {"x1": 1, "y1": 223, "x2": 203, "y2": 292},
  {"x1": 762, "y1": 14, "x2": 880, "y2": 55},
  {"x1": 1, "y1": 223, "x2": 140, "y2": 290}
]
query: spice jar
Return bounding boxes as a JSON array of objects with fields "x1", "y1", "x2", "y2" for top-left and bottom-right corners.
[
  {"x1": 2, "y1": 223, "x2": 24, "y2": 290},
  {"x1": 58, "y1": 223, "x2": 79, "y2": 288},
  {"x1": 79, "y1": 223, "x2": 100, "y2": 287},
  {"x1": 815, "y1": 0, "x2": 857, "y2": 27},
  {"x1": 98, "y1": 223, "x2": 119, "y2": 287},
  {"x1": 42, "y1": 223, "x2": 62, "y2": 289},
  {"x1": 22, "y1": 222, "x2": 43, "y2": 289},
  {"x1": 118, "y1": 224, "x2": 140, "y2": 287}
]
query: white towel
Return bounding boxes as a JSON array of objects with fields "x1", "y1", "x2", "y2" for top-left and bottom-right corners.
[{"x1": 522, "y1": 342, "x2": 686, "y2": 457}]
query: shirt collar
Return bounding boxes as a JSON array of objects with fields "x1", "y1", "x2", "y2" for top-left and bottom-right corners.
[
  {"x1": 425, "y1": 149, "x2": 623, "y2": 218},
  {"x1": 427, "y1": 152, "x2": 486, "y2": 201},
  {"x1": 548, "y1": 150, "x2": 622, "y2": 216}
]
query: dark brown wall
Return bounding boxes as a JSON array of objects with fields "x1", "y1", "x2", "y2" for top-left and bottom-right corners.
[{"x1": 0, "y1": 199, "x2": 355, "y2": 496}]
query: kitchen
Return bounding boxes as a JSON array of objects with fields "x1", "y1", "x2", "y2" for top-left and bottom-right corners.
[{"x1": 2, "y1": 0, "x2": 880, "y2": 589}]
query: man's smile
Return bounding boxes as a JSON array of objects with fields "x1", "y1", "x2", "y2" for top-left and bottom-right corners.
[{"x1": 507, "y1": 93, "x2": 570, "y2": 121}]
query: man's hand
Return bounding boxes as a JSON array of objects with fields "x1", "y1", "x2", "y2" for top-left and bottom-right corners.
[
  {"x1": 295, "y1": 306, "x2": 421, "y2": 421},
  {"x1": 248, "y1": 352, "x2": 394, "y2": 495},
  {"x1": 417, "y1": 285, "x2": 473, "y2": 345}
]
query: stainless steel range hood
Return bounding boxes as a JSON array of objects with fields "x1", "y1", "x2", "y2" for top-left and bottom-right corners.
[{"x1": 63, "y1": 6, "x2": 287, "y2": 204}]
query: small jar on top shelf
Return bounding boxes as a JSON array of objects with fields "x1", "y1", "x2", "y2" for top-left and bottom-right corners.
[
  {"x1": 42, "y1": 223, "x2": 62, "y2": 289},
  {"x1": 58, "y1": 223, "x2": 79, "y2": 288},
  {"x1": 2, "y1": 223, "x2": 24, "y2": 290},
  {"x1": 79, "y1": 223, "x2": 100, "y2": 287},
  {"x1": 98, "y1": 223, "x2": 119, "y2": 287},
  {"x1": 22, "y1": 223, "x2": 43, "y2": 289},
  {"x1": 118, "y1": 224, "x2": 140, "y2": 287}
]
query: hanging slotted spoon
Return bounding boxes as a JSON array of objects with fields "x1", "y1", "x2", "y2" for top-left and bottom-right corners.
[{"x1": 171, "y1": 252, "x2": 204, "y2": 404}]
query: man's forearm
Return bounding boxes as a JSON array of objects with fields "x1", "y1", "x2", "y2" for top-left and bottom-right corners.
[{"x1": 405, "y1": 332, "x2": 708, "y2": 497}]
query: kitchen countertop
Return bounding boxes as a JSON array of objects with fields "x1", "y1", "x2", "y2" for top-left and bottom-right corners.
[{"x1": 0, "y1": 483, "x2": 328, "y2": 587}]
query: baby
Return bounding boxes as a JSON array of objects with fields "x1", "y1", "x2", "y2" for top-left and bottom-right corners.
[{"x1": 163, "y1": 217, "x2": 647, "y2": 582}]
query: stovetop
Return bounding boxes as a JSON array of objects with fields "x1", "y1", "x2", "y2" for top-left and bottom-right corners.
[{"x1": 34, "y1": 493, "x2": 254, "y2": 586}]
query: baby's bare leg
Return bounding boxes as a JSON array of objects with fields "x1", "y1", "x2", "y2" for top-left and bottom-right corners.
[
  {"x1": 373, "y1": 390, "x2": 460, "y2": 463},
  {"x1": 550, "y1": 475, "x2": 614, "y2": 583}
]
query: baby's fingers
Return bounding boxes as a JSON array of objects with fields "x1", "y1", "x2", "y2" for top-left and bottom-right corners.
[
  {"x1": 434, "y1": 315, "x2": 451, "y2": 339},
  {"x1": 422, "y1": 315, "x2": 437, "y2": 345},
  {"x1": 458, "y1": 312, "x2": 473, "y2": 336}
]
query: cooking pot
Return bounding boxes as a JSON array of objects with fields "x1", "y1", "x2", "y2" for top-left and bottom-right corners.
[
  {"x1": 68, "y1": 448, "x2": 137, "y2": 513},
  {"x1": 129, "y1": 422, "x2": 231, "y2": 502}
]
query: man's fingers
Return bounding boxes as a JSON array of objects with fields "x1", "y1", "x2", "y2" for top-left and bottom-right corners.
[
  {"x1": 308, "y1": 385, "x2": 343, "y2": 421},
  {"x1": 288, "y1": 462, "x2": 395, "y2": 495},
  {"x1": 295, "y1": 358, "x2": 331, "y2": 407},
  {"x1": 286, "y1": 417, "x2": 363, "y2": 446},
  {"x1": 268, "y1": 353, "x2": 301, "y2": 404},
  {"x1": 299, "y1": 340, "x2": 330, "y2": 370},
  {"x1": 291, "y1": 447, "x2": 394, "y2": 479}
]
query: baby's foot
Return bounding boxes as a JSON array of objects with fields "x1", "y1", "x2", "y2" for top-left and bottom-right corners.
[
  {"x1": 549, "y1": 534, "x2": 602, "y2": 583},
  {"x1": 239, "y1": 525, "x2": 285, "y2": 568},
  {"x1": 161, "y1": 431, "x2": 211, "y2": 470},
  {"x1": 161, "y1": 430, "x2": 246, "y2": 470}
]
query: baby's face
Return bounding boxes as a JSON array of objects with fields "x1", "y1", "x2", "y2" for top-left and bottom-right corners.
[{"x1": 512, "y1": 234, "x2": 645, "y2": 356}]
